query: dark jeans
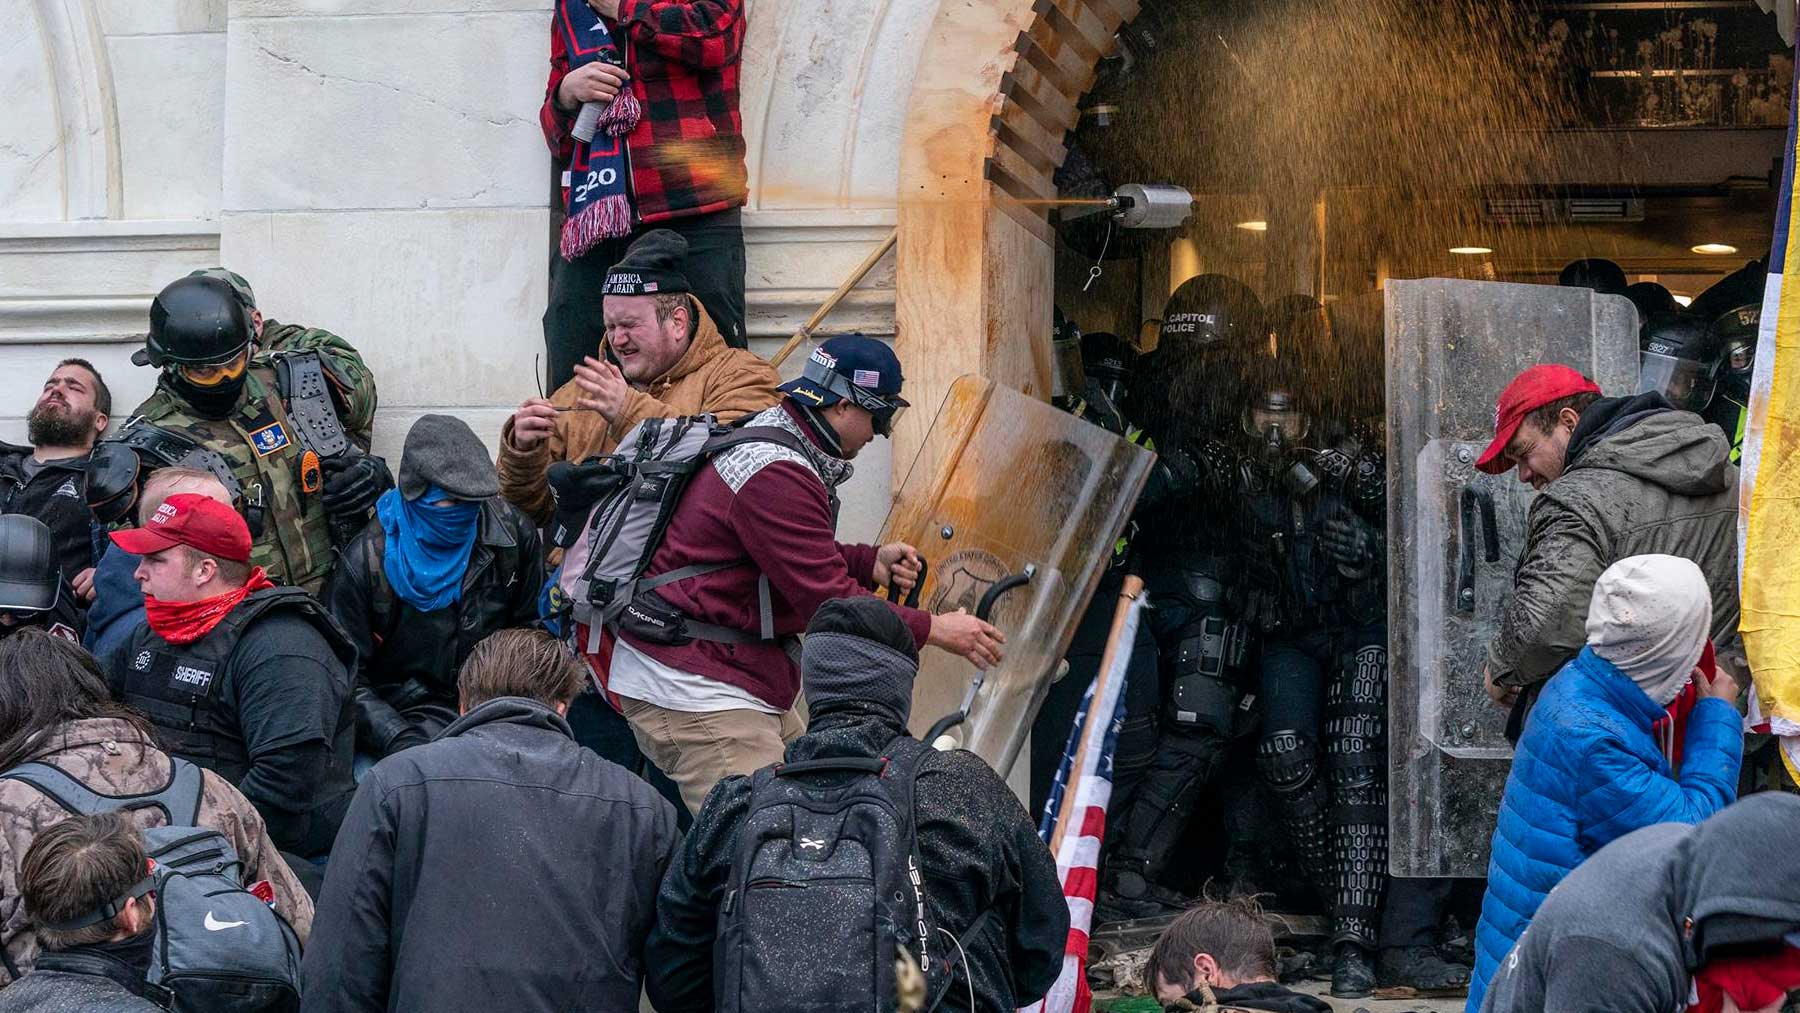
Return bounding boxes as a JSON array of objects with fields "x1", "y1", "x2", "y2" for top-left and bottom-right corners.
[
  {"x1": 543, "y1": 208, "x2": 748, "y2": 390},
  {"x1": 566, "y1": 691, "x2": 690, "y2": 830},
  {"x1": 1381, "y1": 877, "x2": 1454, "y2": 950}
]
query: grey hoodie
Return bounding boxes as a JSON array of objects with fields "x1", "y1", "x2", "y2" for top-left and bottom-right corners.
[
  {"x1": 1489, "y1": 395, "x2": 1740, "y2": 690},
  {"x1": 1481, "y1": 792, "x2": 1800, "y2": 1013}
]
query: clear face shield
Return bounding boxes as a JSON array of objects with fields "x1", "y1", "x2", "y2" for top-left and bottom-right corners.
[{"x1": 1638, "y1": 352, "x2": 1718, "y2": 413}]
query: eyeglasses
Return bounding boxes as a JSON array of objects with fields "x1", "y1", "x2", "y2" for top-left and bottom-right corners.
[{"x1": 179, "y1": 351, "x2": 249, "y2": 388}]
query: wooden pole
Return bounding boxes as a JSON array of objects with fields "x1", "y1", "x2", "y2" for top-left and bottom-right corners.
[
  {"x1": 1047, "y1": 574, "x2": 1145, "y2": 858},
  {"x1": 768, "y1": 227, "x2": 899, "y2": 369}
]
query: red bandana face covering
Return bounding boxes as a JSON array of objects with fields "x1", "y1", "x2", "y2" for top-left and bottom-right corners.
[
  {"x1": 144, "y1": 568, "x2": 275, "y2": 646},
  {"x1": 1689, "y1": 946, "x2": 1800, "y2": 1013}
]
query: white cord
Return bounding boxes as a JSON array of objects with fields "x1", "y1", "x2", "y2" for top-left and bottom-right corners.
[{"x1": 937, "y1": 926, "x2": 975, "y2": 1012}]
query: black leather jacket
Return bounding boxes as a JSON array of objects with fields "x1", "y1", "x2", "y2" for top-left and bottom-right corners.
[{"x1": 323, "y1": 498, "x2": 544, "y2": 758}]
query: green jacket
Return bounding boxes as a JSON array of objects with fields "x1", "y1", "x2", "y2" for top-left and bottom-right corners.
[{"x1": 126, "y1": 320, "x2": 378, "y2": 592}]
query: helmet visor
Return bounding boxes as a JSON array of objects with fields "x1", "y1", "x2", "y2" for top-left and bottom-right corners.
[
  {"x1": 178, "y1": 349, "x2": 249, "y2": 388},
  {"x1": 1638, "y1": 352, "x2": 1717, "y2": 413},
  {"x1": 1242, "y1": 403, "x2": 1312, "y2": 443}
]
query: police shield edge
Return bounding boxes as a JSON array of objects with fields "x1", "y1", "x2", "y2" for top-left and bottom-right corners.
[
  {"x1": 881, "y1": 375, "x2": 1154, "y2": 773},
  {"x1": 1385, "y1": 279, "x2": 1637, "y2": 877}
]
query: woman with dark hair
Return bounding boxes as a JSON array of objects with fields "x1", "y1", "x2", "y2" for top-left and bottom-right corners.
[{"x1": 0, "y1": 630, "x2": 312, "y2": 984}]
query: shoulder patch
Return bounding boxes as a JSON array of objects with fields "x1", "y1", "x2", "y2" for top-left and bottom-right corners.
[{"x1": 247, "y1": 420, "x2": 290, "y2": 457}]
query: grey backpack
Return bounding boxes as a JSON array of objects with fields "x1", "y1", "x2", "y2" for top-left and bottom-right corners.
[
  {"x1": 2, "y1": 759, "x2": 302, "y2": 1012},
  {"x1": 551, "y1": 414, "x2": 809, "y2": 654}
]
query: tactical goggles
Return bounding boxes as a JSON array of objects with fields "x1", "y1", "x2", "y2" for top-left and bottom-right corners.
[
  {"x1": 177, "y1": 349, "x2": 249, "y2": 388},
  {"x1": 800, "y1": 358, "x2": 910, "y2": 436},
  {"x1": 43, "y1": 873, "x2": 155, "y2": 933}
]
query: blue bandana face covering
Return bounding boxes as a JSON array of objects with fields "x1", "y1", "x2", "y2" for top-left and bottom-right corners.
[{"x1": 377, "y1": 485, "x2": 481, "y2": 612}]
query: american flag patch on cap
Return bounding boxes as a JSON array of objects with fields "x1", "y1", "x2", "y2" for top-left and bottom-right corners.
[{"x1": 853, "y1": 369, "x2": 881, "y2": 387}]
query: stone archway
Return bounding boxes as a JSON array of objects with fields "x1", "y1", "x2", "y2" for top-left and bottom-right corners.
[{"x1": 892, "y1": 0, "x2": 1138, "y2": 464}]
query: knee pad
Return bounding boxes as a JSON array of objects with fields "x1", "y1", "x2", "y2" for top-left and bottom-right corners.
[{"x1": 1256, "y1": 729, "x2": 1320, "y2": 794}]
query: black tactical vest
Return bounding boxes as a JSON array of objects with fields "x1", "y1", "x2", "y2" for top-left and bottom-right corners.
[{"x1": 113, "y1": 587, "x2": 350, "y2": 785}]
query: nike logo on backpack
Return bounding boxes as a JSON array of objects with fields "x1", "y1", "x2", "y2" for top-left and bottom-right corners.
[{"x1": 204, "y1": 912, "x2": 247, "y2": 931}]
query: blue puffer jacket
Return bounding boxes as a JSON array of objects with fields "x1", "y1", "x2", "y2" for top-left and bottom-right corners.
[{"x1": 1466, "y1": 647, "x2": 1742, "y2": 1013}]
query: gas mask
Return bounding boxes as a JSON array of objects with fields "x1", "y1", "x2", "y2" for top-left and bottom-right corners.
[
  {"x1": 1722, "y1": 337, "x2": 1754, "y2": 404},
  {"x1": 1240, "y1": 389, "x2": 1317, "y2": 496},
  {"x1": 166, "y1": 349, "x2": 250, "y2": 420}
]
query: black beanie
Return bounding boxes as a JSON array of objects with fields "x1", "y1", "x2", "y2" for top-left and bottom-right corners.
[
  {"x1": 805, "y1": 596, "x2": 917, "y2": 660},
  {"x1": 803, "y1": 596, "x2": 919, "y2": 725},
  {"x1": 603, "y1": 229, "x2": 691, "y2": 297}
]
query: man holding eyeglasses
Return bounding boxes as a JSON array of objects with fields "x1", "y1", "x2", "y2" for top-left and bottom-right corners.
[
  {"x1": 593, "y1": 332, "x2": 1006, "y2": 814},
  {"x1": 1474, "y1": 363, "x2": 1741, "y2": 736},
  {"x1": 111, "y1": 273, "x2": 381, "y2": 594}
]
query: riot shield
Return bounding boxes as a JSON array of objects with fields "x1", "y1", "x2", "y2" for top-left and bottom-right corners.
[
  {"x1": 881, "y1": 375, "x2": 1154, "y2": 774},
  {"x1": 1386, "y1": 279, "x2": 1638, "y2": 877}
]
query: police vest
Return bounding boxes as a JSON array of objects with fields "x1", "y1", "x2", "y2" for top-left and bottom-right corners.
[{"x1": 113, "y1": 587, "x2": 351, "y2": 786}]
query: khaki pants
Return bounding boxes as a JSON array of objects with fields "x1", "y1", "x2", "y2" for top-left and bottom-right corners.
[{"x1": 618, "y1": 696, "x2": 807, "y2": 815}]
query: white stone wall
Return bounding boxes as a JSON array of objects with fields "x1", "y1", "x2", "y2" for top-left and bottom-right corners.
[{"x1": 0, "y1": 0, "x2": 936, "y2": 540}]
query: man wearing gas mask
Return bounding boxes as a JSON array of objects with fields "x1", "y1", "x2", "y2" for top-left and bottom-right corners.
[
  {"x1": 1230, "y1": 365, "x2": 1394, "y2": 998},
  {"x1": 1093, "y1": 275, "x2": 1268, "y2": 923},
  {"x1": 1704, "y1": 302, "x2": 1758, "y2": 464},
  {"x1": 100, "y1": 273, "x2": 382, "y2": 593}
]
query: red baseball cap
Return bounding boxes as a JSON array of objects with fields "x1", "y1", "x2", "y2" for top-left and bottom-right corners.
[
  {"x1": 110, "y1": 493, "x2": 252, "y2": 563},
  {"x1": 1474, "y1": 364, "x2": 1603, "y2": 475}
]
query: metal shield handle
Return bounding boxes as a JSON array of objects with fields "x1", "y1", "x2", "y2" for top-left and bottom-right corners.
[
  {"x1": 1457, "y1": 486, "x2": 1501, "y2": 613},
  {"x1": 886, "y1": 557, "x2": 928, "y2": 609}
]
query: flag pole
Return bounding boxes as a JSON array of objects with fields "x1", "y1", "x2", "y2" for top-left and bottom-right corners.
[{"x1": 1047, "y1": 574, "x2": 1144, "y2": 859}]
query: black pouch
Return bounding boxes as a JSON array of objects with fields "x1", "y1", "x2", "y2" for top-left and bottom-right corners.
[
  {"x1": 616, "y1": 591, "x2": 694, "y2": 647},
  {"x1": 547, "y1": 459, "x2": 628, "y2": 548}
]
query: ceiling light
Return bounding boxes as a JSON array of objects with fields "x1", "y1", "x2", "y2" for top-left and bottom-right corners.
[
  {"x1": 1449, "y1": 246, "x2": 1493, "y2": 255},
  {"x1": 1691, "y1": 243, "x2": 1738, "y2": 255},
  {"x1": 1672, "y1": 294, "x2": 1693, "y2": 307},
  {"x1": 1235, "y1": 220, "x2": 1268, "y2": 232}
]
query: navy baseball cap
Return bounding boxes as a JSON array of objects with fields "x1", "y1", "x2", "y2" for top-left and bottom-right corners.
[{"x1": 781, "y1": 334, "x2": 910, "y2": 434}]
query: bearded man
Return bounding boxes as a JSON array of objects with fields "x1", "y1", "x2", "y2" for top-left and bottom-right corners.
[{"x1": 0, "y1": 360, "x2": 111, "y2": 599}]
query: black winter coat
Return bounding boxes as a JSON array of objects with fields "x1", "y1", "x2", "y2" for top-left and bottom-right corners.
[
  {"x1": 323, "y1": 499, "x2": 544, "y2": 757},
  {"x1": 645, "y1": 707, "x2": 1069, "y2": 1013},
  {"x1": 0, "y1": 935, "x2": 162, "y2": 1012},
  {"x1": 300, "y1": 697, "x2": 680, "y2": 1013},
  {"x1": 0, "y1": 445, "x2": 94, "y2": 582}
]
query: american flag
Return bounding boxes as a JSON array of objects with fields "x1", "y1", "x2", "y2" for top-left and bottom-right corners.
[{"x1": 1020, "y1": 589, "x2": 1146, "y2": 1013}]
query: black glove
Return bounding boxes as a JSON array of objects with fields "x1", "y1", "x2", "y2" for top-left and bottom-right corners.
[
  {"x1": 320, "y1": 448, "x2": 392, "y2": 518},
  {"x1": 1321, "y1": 512, "x2": 1376, "y2": 573}
]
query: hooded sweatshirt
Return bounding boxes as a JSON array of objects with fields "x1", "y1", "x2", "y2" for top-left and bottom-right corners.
[
  {"x1": 1480, "y1": 792, "x2": 1800, "y2": 1013},
  {"x1": 1165, "y1": 981, "x2": 1333, "y2": 1012},
  {"x1": 1488, "y1": 393, "x2": 1740, "y2": 691}
]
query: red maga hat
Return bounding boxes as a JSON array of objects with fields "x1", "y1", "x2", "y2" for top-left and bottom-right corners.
[
  {"x1": 109, "y1": 493, "x2": 252, "y2": 563},
  {"x1": 1474, "y1": 364, "x2": 1602, "y2": 475}
]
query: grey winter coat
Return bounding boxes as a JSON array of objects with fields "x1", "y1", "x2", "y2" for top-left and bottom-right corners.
[
  {"x1": 1480, "y1": 792, "x2": 1800, "y2": 1012},
  {"x1": 1488, "y1": 394, "x2": 1740, "y2": 690}
]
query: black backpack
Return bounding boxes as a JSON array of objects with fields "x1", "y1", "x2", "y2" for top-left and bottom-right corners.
[
  {"x1": 714, "y1": 735, "x2": 950, "y2": 1012},
  {"x1": 1, "y1": 759, "x2": 302, "y2": 1012}
]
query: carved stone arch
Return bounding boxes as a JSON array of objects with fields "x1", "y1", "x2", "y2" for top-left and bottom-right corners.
[
  {"x1": 893, "y1": 0, "x2": 1137, "y2": 463},
  {"x1": 31, "y1": 0, "x2": 121, "y2": 220}
]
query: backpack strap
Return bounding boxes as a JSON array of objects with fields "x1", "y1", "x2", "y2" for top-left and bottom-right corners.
[
  {"x1": 774, "y1": 756, "x2": 890, "y2": 779},
  {"x1": 2, "y1": 758, "x2": 205, "y2": 827},
  {"x1": 272, "y1": 349, "x2": 351, "y2": 458}
]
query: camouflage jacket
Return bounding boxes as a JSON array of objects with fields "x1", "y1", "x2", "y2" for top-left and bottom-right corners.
[
  {"x1": 125, "y1": 320, "x2": 377, "y2": 593},
  {"x1": 0, "y1": 718, "x2": 314, "y2": 983}
]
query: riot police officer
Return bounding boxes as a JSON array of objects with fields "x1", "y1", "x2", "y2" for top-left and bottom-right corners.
[
  {"x1": 0, "y1": 515, "x2": 84, "y2": 643},
  {"x1": 109, "y1": 274, "x2": 383, "y2": 592},
  {"x1": 1705, "y1": 302, "x2": 1758, "y2": 462},
  {"x1": 1637, "y1": 311, "x2": 1722, "y2": 415},
  {"x1": 1031, "y1": 323, "x2": 1162, "y2": 831},
  {"x1": 1095, "y1": 274, "x2": 1267, "y2": 921}
]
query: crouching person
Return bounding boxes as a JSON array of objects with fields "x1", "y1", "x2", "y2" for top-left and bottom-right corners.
[
  {"x1": 104, "y1": 494, "x2": 357, "y2": 865},
  {"x1": 645, "y1": 597, "x2": 1066, "y2": 1013},
  {"x1": 1144, "y1": 897, "x2": 1331, "y2": 1012},
  {"x1": 301, "y1": 630, "x2": 679, "y2": 1013},
  {"x1": 0, "y1": 631, "x2": 311, "y2": 983},
  {"x1": 325, "y1": 415, "x2": 543, "y2": 759},
  {"x1": 0, "y1": 814, "x2": 160, "y2": 1011}
]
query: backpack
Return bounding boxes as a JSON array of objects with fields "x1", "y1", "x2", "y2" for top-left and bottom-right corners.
[
  {"x1": 714, "y1": 736, "x2": 950, "y2": 1013},
  {"x1": 549, "y1": 414, "x2": 810, "y2": 654},
  {"x1": 1, "y1": 759, "x2": 302, "y2": 1013}
]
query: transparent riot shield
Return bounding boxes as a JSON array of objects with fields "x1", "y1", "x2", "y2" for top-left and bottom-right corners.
[
  {"x1": 881, "y1": 375, "x2": 1154, "y2": 774},
  {"x1": 1386, "y1": 279, "x2": 1638, "y2": 876}
]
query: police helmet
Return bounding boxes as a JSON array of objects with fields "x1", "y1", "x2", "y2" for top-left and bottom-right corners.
[
  {"x1": 1158, "y1": 274, "x2": 1266, "y2": 350},
  {"x1": 84, "y1": 441, "x2": 145, "y2": 526},
  {"x1": 1558, "y1": 258, "x2": 1629, "y2": 296},
  {"x1": 1081, "y1": 331, "x2": 1136, "y2": 383},
  {"x1": 1638, "y1": 311, "x2": 1721, "y2": 413},
  {"x1": 0, "y1": 515, "x2": 59, "y2": 615},
  {"x1": 1708, "y1": 302, "x2": 1760, "y2": 403},
  {"x1": 139, "y1": 276, "x2": 254, "y2": 369},
  {"x1": 1623, "y1": 281, "x2": 1678, "y2": 324}
]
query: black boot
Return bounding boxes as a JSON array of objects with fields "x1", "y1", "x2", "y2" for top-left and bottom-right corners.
[
  {"x1": 1376, "y1": 945, "x2": 1471, "y2": 998},
  {"x1": 1330, "y1": 942, "x2": 1376, "y2": 999},
  {"x1": 1094, "y1": 870, "x2": 1193, "y2": 924}
]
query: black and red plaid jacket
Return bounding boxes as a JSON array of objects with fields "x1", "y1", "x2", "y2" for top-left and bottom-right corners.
[{"x1": 541, "y1": 0, "x2": 747, "y2": 224}]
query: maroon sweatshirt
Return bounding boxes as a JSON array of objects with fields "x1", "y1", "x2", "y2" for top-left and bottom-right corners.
[{"x1": 596, "y1": 402, "x2": 932, "y2": 710}]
